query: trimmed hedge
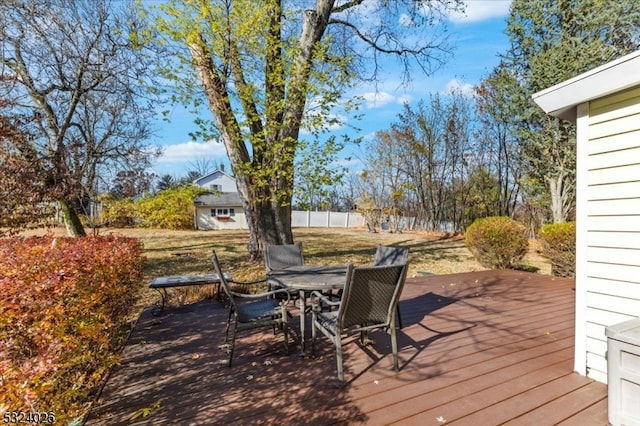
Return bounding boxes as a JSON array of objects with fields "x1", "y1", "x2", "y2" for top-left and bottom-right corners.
[
  {"x1": 0, "y1": 235, "x2": 144, "y2": 423},
  {"x1": 539, "y1": 221, "x2": 576, "y2": 277},
  {"x1": 465, "y1": 216, "x2": 529, "y2": 269}
]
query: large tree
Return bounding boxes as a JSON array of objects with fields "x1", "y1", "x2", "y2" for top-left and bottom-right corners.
[
  {"x1": 142, "y1": 0, "x2": 462, "y2": 259},
  {"x1": 474, "y1": 66, "x2": 524, "y2": 219},
  {"x1": 374, "y1": 94, "x2": 473, "y2": 232},
  {"x1": 0, "y1": 0, "x2": 159, "y2": 236},
  {"x1": 500, "y1": 0, "x2": 640, "y2": 223}
]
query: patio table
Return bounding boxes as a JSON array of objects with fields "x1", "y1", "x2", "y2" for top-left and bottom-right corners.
[{"x1": 267, "y1": 265, "x2": 347, "y2": 355}]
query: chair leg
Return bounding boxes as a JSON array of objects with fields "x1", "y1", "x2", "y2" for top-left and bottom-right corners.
[
  {"x1": 282, "y1": 321, "x2": 289, "y2": 353},
  {"x1": 225, "y1": 309, "x2": 233, "y2": 342},
  {"x1": 281, "y1": 304, "x2": 289, "y2": 353},
  {"x1": 311, "y1": 312, "x2": 318, "y2": 356},
  {"x1": 228, "y1": 325, "x2": 237, "y2": 367},
  {"x1": 336, "y1": 337, "x2": 344, "y2": 381},
  {"x1": 390, "y1": 326, "x2": 399, "y2": 372},
  {"x1": 396, "y1": 304, "x2": 403, "y2": 329}
]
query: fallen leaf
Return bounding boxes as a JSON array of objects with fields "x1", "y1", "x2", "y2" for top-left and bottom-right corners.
[
  {"x1": 130, "y1": 399, "x2": 162, "y2": 421},
  {"x1": 191, "y1": 353, "x2": 200, "y2": 360},
  {"x1": 436, "y1": 415, "x2": 446, "y2": 423}
]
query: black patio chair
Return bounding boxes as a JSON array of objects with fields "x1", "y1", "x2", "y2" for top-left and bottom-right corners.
[
  {"x1": 310, "y1": 263, "x2": 407, "y2": 382},
  {"x1": 265, "y1": 242, "x2": 305, "y2": 272},
  {"x1": 212, "y1": 251, "x2": 291, "y2": 367},
  {"x1": 374, "y1": 245, "x2": 409, "y2": 329},
  {"x1": 265, "y1": 242, "x2": 316, "y2": 307}
]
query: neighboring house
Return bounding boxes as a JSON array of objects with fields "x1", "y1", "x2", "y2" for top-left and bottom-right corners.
[
  {"x1": 193, "y1": 167, "x2": 248, "y2": 230},
  {"x1": 533, "y1": 50, "x2": 640, "y2": 384},
  {"x1": 193, "y1": 166, "x2": 237, "y2": 192}
]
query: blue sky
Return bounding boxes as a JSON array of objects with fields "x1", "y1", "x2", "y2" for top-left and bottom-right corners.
[{"x1": 150, "y1": 0, "x2": 512, "y2": 177}]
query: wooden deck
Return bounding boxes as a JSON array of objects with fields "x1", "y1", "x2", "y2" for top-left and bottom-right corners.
[{"x1": 85, "y1": 270, "x2": 609, "y2": 425}]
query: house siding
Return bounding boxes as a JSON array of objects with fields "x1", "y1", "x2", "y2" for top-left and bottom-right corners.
[
  {"x1": 195, "y1": 208, "x2": 248, "y2": 230},
  {"x1": 194, "y1": 171, "x2": 237, "y2": 192},
  {"x1": 584, "y1": 85, "x2": 640, "y2": 383}
]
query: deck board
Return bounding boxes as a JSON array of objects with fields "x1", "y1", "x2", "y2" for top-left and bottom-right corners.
[{"x1": 85, "y1": 270, "x2": 608, "y2": 425}]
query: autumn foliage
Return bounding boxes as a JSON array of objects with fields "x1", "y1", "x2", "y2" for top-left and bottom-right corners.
[
  {"x1": 100, "y1": 185, "x2": 208, "y2": 230},
  {"x1": 0, "y1": 113, "x2": 60, "y2": 236},
  {"x1": 0, "y1": 235, "x2": 145, "y2": 422}
]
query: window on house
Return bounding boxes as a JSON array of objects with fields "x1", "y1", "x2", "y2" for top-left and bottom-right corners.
[
  {"x1": 212, "y1": 208, "x2": 235, "y2": 216},
  {"x1": 210, "y1": 184, "x2": 222, "y2": 191}
]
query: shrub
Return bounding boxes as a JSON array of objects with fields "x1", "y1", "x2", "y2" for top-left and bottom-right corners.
[
  {"x1": 0, "y1": 235, "x2": 144, "y2": 423},
  {"x1": 98, "y1": 194, "x2": 139, "y2": 227},
  {"x1": 539, "y1": 221, "x2": 576, "y2": 277},
  {"x1": 465, "y1": 216, "x2": 529, "y2": 269},
  {"x1": 135, "y1": 185, "x2": 207, "y2": 230}
]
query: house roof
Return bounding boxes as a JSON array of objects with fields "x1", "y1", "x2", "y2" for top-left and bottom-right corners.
[
  {"x1": 532, "y1": 49, "x2": 640, "y2": 122},
  {"x1": 194, "y1": 192, "x2": 243, "y2": 207}
]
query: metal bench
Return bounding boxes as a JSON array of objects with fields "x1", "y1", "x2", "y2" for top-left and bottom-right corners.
[{"x1": 150, "y1": 273, "x2": 230, "y2": 315}]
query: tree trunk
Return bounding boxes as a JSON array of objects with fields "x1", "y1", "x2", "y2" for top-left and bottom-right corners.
[
  {"x1": 58, "y1": 199, "x2": 86, "y2": 237},
  {"x1": 235, "y1": 173, "x2": 293, "y2": 261},
  {"x1": 547, "y1": 174, "x2": 568, "y2": 223}
]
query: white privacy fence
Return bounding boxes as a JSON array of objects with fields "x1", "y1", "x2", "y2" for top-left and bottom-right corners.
[
  {"x1": 291, "y1": 210, "x2": 365, "y2": 228},
  {"x1": 290, "y1": 211, "x2": 428, "y2": 230}
]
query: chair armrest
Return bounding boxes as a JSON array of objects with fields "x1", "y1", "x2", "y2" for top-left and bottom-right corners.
[
  {"x1": 310, "y1": 290, "x2": 341, "y2": 310},
  {"x1": 229, "y1": 277, "x2": 268, "y2": 285},
  {"x1": 230, "y1": 287, "x2": 291, "y2": 302}
]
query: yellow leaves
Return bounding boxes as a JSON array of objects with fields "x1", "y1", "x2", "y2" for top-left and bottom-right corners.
[{"x1": 130, "y1": 399, "x2": 162, "y2": 421}]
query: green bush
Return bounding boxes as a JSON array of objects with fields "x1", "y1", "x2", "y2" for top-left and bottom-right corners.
[
  {"x1": 539, "y1": 221, "x2": 576, "y2": 277},
  {"x1": 0, "y1": 235, "x2": 144, "y2": 423},
  {"x1": 98, "y1": 194, "x2": 138, "y2": 227},
  {"x1": 465, "y1": 216, "x2": 529, "y2": 269},
  {"x1": 136, "y1": 185, "x2": 207, "y2": 230}
]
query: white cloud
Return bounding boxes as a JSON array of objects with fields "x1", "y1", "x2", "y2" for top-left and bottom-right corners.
[
  {"x1": 362, "y1": 91, "x2": 396, "y2": 108},
  {"x1": 448, "y1": 0, "x2": 511, "y2": 23},
  {"x1": 155, "y1": 140, "x2": 227, "y2": 164},
  {"x1": 444, "y1": 78, "x2": 475, "y2": 97}
]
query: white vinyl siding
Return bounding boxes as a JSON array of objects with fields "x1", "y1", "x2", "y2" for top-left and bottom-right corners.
[
  {"x1": 584, "y1": 85, "x2": 640, "y2": 383},
  {"x1": 194, "y1": 171, "x2": 238, "y2": 192},
  {"x1": 195, "y1": 207, "x2": 247, "y2": 230}
]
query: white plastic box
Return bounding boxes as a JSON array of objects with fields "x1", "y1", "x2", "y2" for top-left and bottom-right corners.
[{"x1": 606, "y1": 317, "x2": 640, "y2": 426}]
